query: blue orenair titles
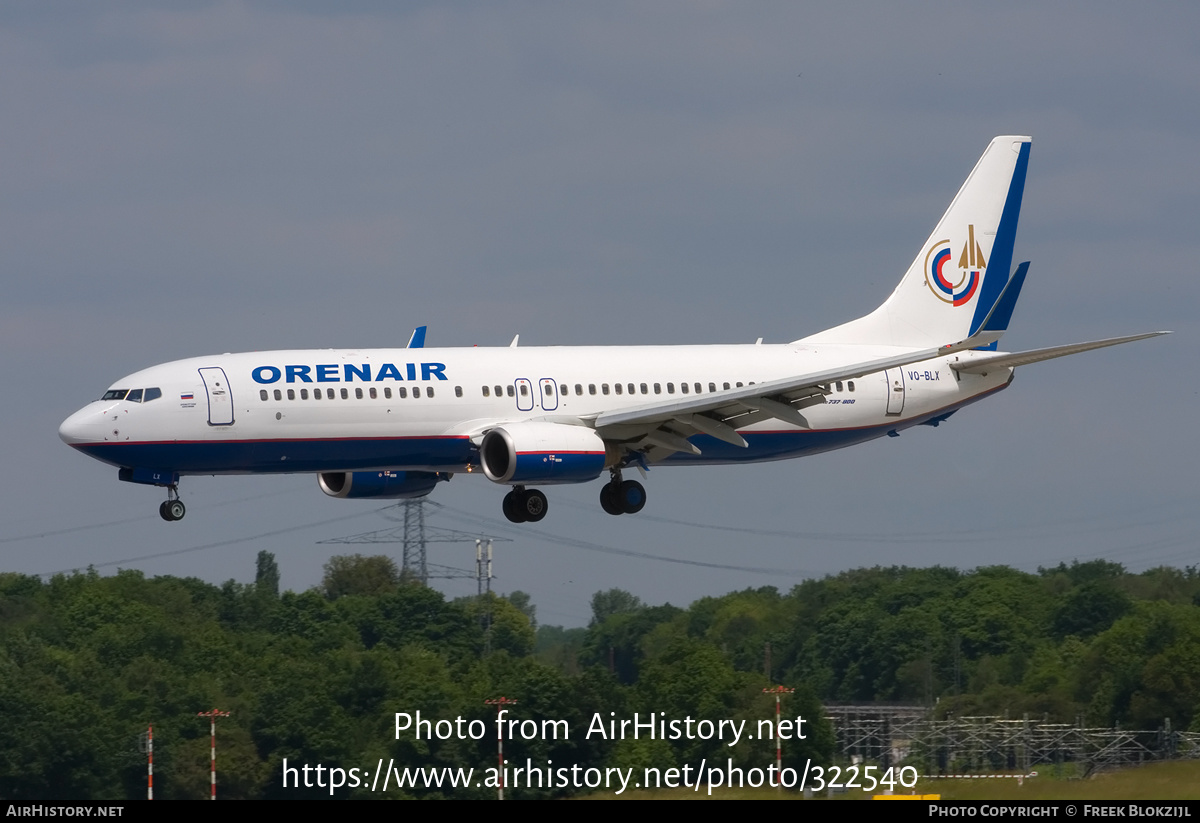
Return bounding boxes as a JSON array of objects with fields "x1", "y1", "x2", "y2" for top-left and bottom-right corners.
[{"x1": 251, "y1": 363, "x2": 448, "y2": 384}]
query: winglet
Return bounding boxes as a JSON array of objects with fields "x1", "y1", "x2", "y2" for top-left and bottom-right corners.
[{"x1": 406, "y1": 326, "x2": 427, "y2": 348}]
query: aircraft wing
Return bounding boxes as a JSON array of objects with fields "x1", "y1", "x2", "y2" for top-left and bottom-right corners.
[
  {"x1": 949, "y1": 331, "x2": 1169, "y2": 374},
  {"x1": 588, "y1": 339, "x2": 982, "y2": 458}
]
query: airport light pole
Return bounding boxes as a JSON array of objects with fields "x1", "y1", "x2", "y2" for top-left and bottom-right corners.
[
  {"x1": 763, "y1": 686, "x2": 794, "y2": 788},
  {"x1": 485, "y1": 697, "x2": 518, "y2": 799},
  {"x1": 197, "y1": 709, "x2": 231, "y2": 799}
]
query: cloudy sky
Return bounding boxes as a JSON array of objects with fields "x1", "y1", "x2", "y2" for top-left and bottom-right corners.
[{"x1": 3, "y1": 2, "x2": 1196, "y2": 626}]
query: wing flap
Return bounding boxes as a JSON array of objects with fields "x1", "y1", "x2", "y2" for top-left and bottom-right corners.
[{"x1": 594, "y1": 338, "x2": 979, "y2": 432}]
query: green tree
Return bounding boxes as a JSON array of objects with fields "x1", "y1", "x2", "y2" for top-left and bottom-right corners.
[
  {"x1": 255, "y1": 551, "x2": 280, "y2": 598},
  {"x1": 590, "y1": 588, "x2": 643, "y2": 626},
  {"x1": 320, "y1": 554, "x2": 399, "y2": 599}
]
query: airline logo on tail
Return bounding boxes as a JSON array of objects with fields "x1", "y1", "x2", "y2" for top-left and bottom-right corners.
[{"x1": 924, "y1": 224, "x2": 986, "y2": 307}]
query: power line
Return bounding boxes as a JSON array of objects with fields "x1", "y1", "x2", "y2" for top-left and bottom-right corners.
[
  {"x1": 37, "y1": 506, "x2": 394, "y2": 577},
  {"x1": 434, "y1": 503, "x2": 812, "y2": 577}
]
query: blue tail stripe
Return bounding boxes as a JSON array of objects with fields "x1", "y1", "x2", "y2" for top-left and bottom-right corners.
[{"x1": 970, "y1": 140, "x2": 1031, "y2": 335}]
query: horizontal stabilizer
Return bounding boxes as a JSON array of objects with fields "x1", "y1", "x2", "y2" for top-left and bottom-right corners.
[{"x1": 950, "y1": 332, "x2": 1170, "y2": 373}]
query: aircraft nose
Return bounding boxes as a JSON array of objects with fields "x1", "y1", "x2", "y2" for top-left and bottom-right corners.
[{"x1": 59, "y1": 406, "x2": 102, "y2": 445}]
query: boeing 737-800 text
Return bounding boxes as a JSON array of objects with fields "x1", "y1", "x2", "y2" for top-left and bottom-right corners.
[{"x1": 59, "y1": 136, "x2": 1166, "y2": 523}]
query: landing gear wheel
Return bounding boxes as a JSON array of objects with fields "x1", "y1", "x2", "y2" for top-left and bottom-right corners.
[
  {"x1": 159, "y1": 501, "x2": 173, "y2": 522},
  {"x1": 165, "y1": 499, "x2": 186, "y2": 521},
  {"x1": 519, "y1": 488, "x2": 548, "y2": 523},
  {"x1": 502, "y1": 490, "x2": 526, "y2": 523},
  {"x1": 599, "y1": 482, "x2": 623, "y2": 516},
  {"x1": 617, "y1": 479, "x2": 646, "y2": 514}
]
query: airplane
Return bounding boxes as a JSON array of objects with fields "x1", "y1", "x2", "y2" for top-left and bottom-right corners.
[{"x1": 59, "y1": 136, "x2": 1166, "y2": 524}]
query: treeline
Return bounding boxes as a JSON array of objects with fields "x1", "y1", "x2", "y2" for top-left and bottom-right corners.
[
  {"x1": 551, "y1": 560, "x2": 1200, "y2": 733},
  {"x1": 1, "y1": 556, "x2": 1198, "y2": 799},
  {"x1": 0, "y1": 553, "x2": 826, "y2": 799}
]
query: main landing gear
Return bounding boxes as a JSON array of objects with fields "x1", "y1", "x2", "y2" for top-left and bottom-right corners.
[
  {"x1": 499, "y1": 471, "x2": 648, "y2": 523},
  {"x1": 159, "y1": 485, "x2": 186, "y2": 522},
  {"x1": 599, "y1": 470, "x2": 646, "y2": 516},
  {"x1": 503, "y1": 486, "x2": 548, "y2": 523}
]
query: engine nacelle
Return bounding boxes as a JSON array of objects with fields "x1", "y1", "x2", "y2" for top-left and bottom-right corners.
[
  {"x1": 317, "y1": 470, "x2": 448, "y2": 499},
  {"x1": 479, "y1": 421, "x2": 614, "y2": 485}
]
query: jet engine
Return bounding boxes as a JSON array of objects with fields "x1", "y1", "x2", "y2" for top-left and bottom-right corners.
[
  {"x1": 479, "y1": 421, "x2": 617, "y2": 485},
  {"x1": 317, "y1": 470, "x2": 448, "y2": 499}
]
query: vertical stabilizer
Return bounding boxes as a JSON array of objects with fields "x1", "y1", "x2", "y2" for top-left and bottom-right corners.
[{"x1": 800, "y1": 136, "x2": 1031, "y2": 348}]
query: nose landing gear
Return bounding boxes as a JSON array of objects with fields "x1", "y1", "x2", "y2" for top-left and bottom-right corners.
[
  {"x1": 159, "y1": 485, "x2": 186, "y2": 522},
  {"x1": 599, "y1": 470, "x2": 646, "y2": 515},
  {"x1": 502, "y1": 486, "x2": 548, "y2": 523}
]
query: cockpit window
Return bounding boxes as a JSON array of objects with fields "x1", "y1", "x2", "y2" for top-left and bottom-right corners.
[
  {"x1": 102, "y1": 389, "x2": 129, "y2": 401},
  {"x1": 126, "y1": 388, "x2": 144, "y2": 403},
  {"x1": 144, "y1": 387, "x2": 162, "y2": 402}
]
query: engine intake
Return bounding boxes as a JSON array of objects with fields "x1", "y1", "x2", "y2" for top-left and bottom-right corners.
[{"x1": 479, "y1": 422, "x2": 614, "y2": 485}]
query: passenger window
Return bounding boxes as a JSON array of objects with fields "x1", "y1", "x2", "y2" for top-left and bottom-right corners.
[
  {"x1": 427, "y1": 387, "x2": 435, "y2": 398},
  {"x1": 384, "y1": 387, "x2": 392, "y2": 399},
  {"x1": 640, "y1": 383, "x2": 648, "y2": 394},
  {"x1": 127, "y1": 388, "x2": 144, "y2": 403},
  {"x1": 602, "y1": 384, "x2": 610, "y2": 395},
  {"x1": 836, "y1": 382, "x2": 843, "y2": 392},
  {"x1": 355, "y1": 388, "x2": 363, "y2": 399},
  {"x1": 589, "y1": 384, "x2": 596, "y2": 395},
  {"x1": 260, "y1": 390, "x2": 268, "y2": 401},
  {"x1": 370, "y1": 387, "x2": 377, "y2": 399},
  {"x1": 301, "y1": 388, "x2": 309, "y2": 400},
  {"x1": 561, "y1": 384, "x2": 569, "y2": 396},
  {"x1": 575, "y1": 384, "x2": 583, "y2": 396},
  {"x1": 144, "y1": 387, "x2": 162, "y2": 402},
  {"x1": 313, "y1": 389, "x2": 321, "y2": 400},
  {"x1": 848, "y1": 381, "x2": 855, "y2": 392},
  {"x1": 709, "y1": 383, "x2": 716, "y2": 393},
  {"x1": 482, "y1": 386, "x2": 490, "y2": 397},
  {"x1": 340, "y1": 388, "x2": 348, "y2": 399},
  {"x1": 496, "y1": 385, "x2": 503, "y2": 397},
  {"x1": 287, "y1": 389, "x2": 295, "y2": 400},
  {"x1": 695, "y1": 383, "x2": 702, "y2": 394},
  {"x1": 680, "y1": 382, "x2": 688, "y2": 394},
  {"x1": 736, "y1": 382, "x2": 744, "y2": 388},
  {"x1": 723, "y1": 382, "x2": 730, "y2": 390},
  {"x1": 506, "y1": 385, "x2": 515, "y2": 397},
  {"x1": 519, "y1": 384, "x2": 528, "y2": 396},
  {"x1": 627, "y1": 383, "x2": 635, "y2": 395},
  {"x1": 654, "y1": 383, "x2": 661, "y2": 394},
  {"x1": 614, "y1": 383, "x2": 622, "y2": 395},
  {"x1": 272, "y1": 389, "x2": 281, "y2": 401},
  {"x1": 455, "y1": 386, "x2": 463, "y2": 397},
  {"x1": 412, "y1": 387, "x2": 421, "y2": 398}
]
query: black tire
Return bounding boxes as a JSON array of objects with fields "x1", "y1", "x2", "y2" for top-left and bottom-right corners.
[
  {"x1": 599, "y1": 483, "x2": 622, "y2": 515},
  {"x1": 502, "y1": 491, "x2": 525, "y2": 523},
  {"x1": 166, "y1": 500, "x2": 186, "y2": 521},
  {"x1": 618, "y1": 480, "x2": 646, "y2": 514},
  {"x1": 159, "y1": 501, "x2": 174, "y2": 522},
  {"x1": 520, "y1": 488, "x2": 548, "y2": 523}
]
